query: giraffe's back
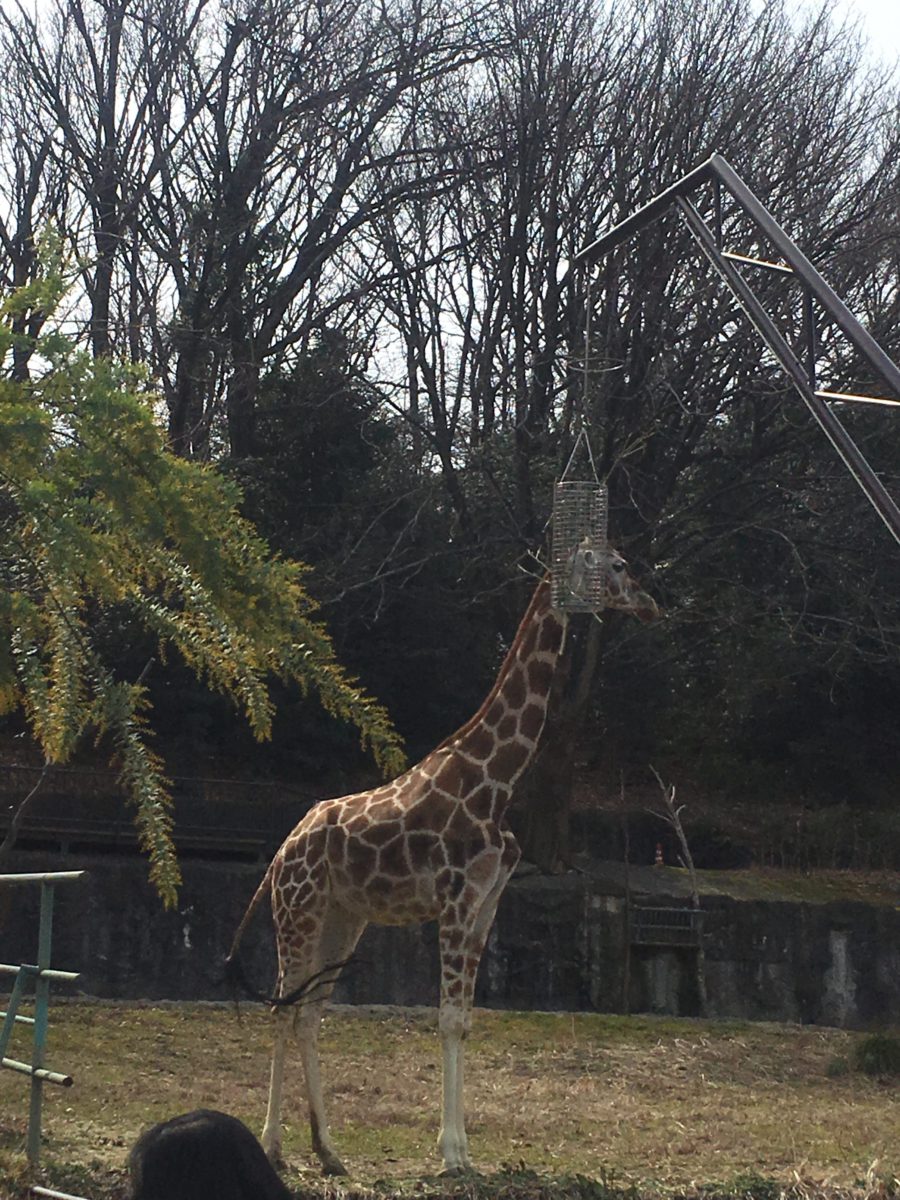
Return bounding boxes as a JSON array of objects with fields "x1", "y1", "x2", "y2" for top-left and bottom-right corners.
[{"x1": 271, "y1": 755, "x2": 510, "y2": 928}]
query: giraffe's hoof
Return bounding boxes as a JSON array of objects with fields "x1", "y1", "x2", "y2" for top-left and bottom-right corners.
[
  {"x1": 439, "y1": 1165, "x2": 467, "y2": 1178},
  {"x1": 321, "y1": 1154, "x2": 348, "y2": 1177}
]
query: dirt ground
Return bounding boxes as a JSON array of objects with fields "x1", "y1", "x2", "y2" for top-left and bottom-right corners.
[{"x1": 0, "y1": 1002, "x2": 898, "y2": 1200}]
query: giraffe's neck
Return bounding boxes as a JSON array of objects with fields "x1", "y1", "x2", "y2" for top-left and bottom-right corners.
[{"x1": 441, "y1": 578, "x2": 567, "y2": 796}]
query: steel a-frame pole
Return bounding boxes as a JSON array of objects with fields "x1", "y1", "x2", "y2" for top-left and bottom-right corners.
[
  {"x1": 575, "y1": 155, "x2": 900, "y2": 547},
  {"x1": 674, "y1": 196, "x2": 900, "y2": 547}
]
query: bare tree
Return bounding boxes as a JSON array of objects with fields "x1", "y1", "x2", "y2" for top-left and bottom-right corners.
[
  {"x1": 140, "y1": 0, "x2": 495, "y2": 456},
  {"x1": 0, "y1": 0, "x2": 494, "y2": 456},
  {"x1": 363, "y1": 0, "x2": 900, "y2": 865},
  {"x1": 0, "y1": 33, "x2": 68, "y2": 377},
  {"x1": 0, "y1": 0, "x2": 211, "y2": 359},
  {"x1": 650, "y1": 766, "x2": 708, "y2": 1015},
  {"x1": 2, "y1": 0, "x2": 897, "y2": 854}
]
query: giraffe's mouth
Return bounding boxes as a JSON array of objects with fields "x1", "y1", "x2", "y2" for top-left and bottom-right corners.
[{"x1": 634, "y1": 593, "x2": 661, "y2": 623}]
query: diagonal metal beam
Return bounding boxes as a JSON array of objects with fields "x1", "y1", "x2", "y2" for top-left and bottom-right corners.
[
  {"x1": 574, "y1": 155, "x2": 900, "y2": 547},
  {"x1": 575, "y1": 158, "x2": 716, "y2": 263},
  {"x1": 708, "y1": 156, "x2": 900, "y2": 399},
  {"x1": 576, "y1": 155, "x2": 900, "y2": 402},
  {"x1": 676, "y1": 196, "x2": 900, "y2": 546}
]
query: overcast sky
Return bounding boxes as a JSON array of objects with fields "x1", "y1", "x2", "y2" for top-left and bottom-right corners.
[{"x1": 831, "y1": 0, "x2": 900, "y2": 66}]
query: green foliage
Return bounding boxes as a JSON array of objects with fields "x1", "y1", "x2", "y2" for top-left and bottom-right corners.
[
  {"x1": 824, "y1": 1055, "x2": 851, "y2": 1078},
  {"x1": 727, "y1": 1172, "x2": 782, "y2": 1200},
  {"x1": 0, "y1": 263, "x2": 405, "y2": 905},
  {"x1": 853, "y1": 1034, "x2": 900, "y2": 1077}
]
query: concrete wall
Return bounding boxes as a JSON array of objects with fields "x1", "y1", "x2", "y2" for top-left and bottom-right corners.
[{"x1": 2, "y1": 852, "x2": 898, "y2": 1028}]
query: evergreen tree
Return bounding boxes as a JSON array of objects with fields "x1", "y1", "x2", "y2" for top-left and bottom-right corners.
[{"x1": 0, "y1": 254, "x2": 405, "y2": 905}]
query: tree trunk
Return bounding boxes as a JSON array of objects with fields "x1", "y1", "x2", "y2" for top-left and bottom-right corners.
[{"x1": 225, "y1": 352, "x2": 260, "y2": 459}]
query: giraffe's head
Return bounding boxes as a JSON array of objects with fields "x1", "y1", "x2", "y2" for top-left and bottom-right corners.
[{"x1": 590, "y1": 546, "x2": 659, "y2": 622}]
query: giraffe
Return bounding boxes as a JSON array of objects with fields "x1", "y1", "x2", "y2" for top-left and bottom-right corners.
[{"x1": 226, "y1": 548, "x2": 658, "y2": 1177}]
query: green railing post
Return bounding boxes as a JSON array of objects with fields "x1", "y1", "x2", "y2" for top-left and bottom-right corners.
[
  {"x1": 27, "y1": 881, "x2": 55, "y2": 1164},
  {"x1": 0, "y1": 963, "x2": 30, "y2": 1058},
  {"x1": 0, "y1": 870, "x2": 85, "y2": 1166}
]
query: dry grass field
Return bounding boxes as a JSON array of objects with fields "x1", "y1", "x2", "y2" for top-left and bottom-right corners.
[{"x1": 0, "y1": 1002, "x2": 898, "y2": 1200}]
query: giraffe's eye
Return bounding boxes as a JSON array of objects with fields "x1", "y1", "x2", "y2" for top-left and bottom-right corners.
[{"x1": 611, "y1": 560, "x2": 625, "y2": 573}]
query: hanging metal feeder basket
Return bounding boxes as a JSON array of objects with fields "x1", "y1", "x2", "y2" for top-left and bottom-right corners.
[
  {"x1": 551, "y1": 477, "x2": 609, "y2": 612},
  {"x1": 549, "y1": 273, "x2": 611, "y2": 612}
]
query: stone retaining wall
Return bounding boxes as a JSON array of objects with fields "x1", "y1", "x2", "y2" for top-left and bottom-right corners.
[{"x1": 2, "y1": 852, "x2": 897, "y2": 1028}]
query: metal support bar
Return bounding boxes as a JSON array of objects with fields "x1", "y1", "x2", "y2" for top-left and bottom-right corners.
[
  {"x1": 0, "y1": 1011, "x2": 36, "y2": 1025},
  {"x1": 803, "y1": 289, "x2": 817, "y2": 389},
  {"x1": 31, "y1": 1189, "x2": 91, "y2": 1200},
  {"x1": 0, "y1": 963, "x2": 81, "y2": 982},
  {"x1": 708, "y1": 156, "x2": 900, "y2": 399},
  {"x1": 0, "y1": 872, "x2": 86, "y2": 885},
  {"x1": 0, "y1": 870, "x2": 84, "y2": 1166},
  {"x1": 675, "y1": 196, "x2": 900, "y2": 546},
  {"x1": 2, "y1": 1057, "x2": 73, "y2": 1087},
  {"x1": 29, "y1": 882, "x2": 55, "y2": 1162},
  {"x1": 817, "y1": 390, "x2": 900, "y2": 408},
  {"x1": 31, "y1": 1187, "x2": 91, "y2": 1200},
  {"x1": 0, "y1": 966, "x2": 29, "y2": 1060},
  {"x1": 575, "y1": 153, "x2": 900, "y2": 399},
  {"x1": 573, "y1": 154, "x2": 900, "y2": 548},
  {"x1": 712, "y1": 175, "x2": 723, "y2": 250},
  {"x1": 576, "y1": 159, "x2": 716, "y2": 262},
  {"x1": 722, "y1": 250, "x2": 794, "y2": 275}
]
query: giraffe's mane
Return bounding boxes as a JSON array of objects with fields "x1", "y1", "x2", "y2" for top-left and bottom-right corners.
[{"x1": 432, "y1": 574, "x2": 553, "y2": 754}]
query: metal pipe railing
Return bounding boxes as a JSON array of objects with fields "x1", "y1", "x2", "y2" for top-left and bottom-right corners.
[{"x1": 0, "y1": 871, "x2": 85, "y2": 1164}]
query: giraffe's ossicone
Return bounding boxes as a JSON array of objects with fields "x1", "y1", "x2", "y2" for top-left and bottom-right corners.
[{"x1": 227, "y1": 550, "x2": 658, "y2": 1176}]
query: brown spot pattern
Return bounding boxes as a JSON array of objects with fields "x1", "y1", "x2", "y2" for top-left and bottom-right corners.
[
  {"x1": 361, "y1": 821, "x2": 401, "y2": 847},
  {"x1": 496, "y1": 714, "x2": 518, "y2": 741},
  {"x1": 464, "y1": 787, "x2": 494, "y2": 822},
  {"x1": 433, "y1": 755, "x2": 484, "y2": 799},
  {"x1": 517, "y1": 621, "x2": 539, "y2": 661},
  {"x1": 503, "y1": 666, "x2": 527, "y2": 709},
  {"x1": 489, "y1": 740, "x2": 529, "y2": 780},
  {"x1": 379, "y1": 836, "x2": 409, "y2": 877},
  {"x1": 519, "y1": 702, "x2": 545, "y2": 742},
  {"x1": 406, "y1": 830, "x2": 436, "y2": 867},
  {"x1": 539, "y1": 617, "x2": 564, "y2": 653},
  {"x1": 528, "y1": 658, "x2": 554, "y2": 695},
  {"x1": 464, "y1": 725, "x2": 495, "y2": 760}
]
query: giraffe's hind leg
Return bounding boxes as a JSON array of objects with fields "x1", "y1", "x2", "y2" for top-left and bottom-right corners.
[
  {"x1": 289, "y1": 904, "x2": 366, "y2": 1176},
  {"x1": 261, "y1": 1007, "x2": 290, "y2": 1166},
  {"x1": 262, "y1": 856, "x2": 312, "y2": 1167}
]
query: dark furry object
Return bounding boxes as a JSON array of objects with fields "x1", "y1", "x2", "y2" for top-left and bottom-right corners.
[{"x1": 128, "y1": 1109, "x2": 293, "y2": 1200}]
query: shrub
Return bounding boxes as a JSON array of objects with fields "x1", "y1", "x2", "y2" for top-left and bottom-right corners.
[{"x1": 853, "y1": 1034, "x2": 900, "y2": 1077}]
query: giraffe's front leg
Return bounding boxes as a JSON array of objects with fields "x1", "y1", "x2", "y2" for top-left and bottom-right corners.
[
  {"x1": 437, "y1": 845, "x2": 518, "y2": 1174},
  {"x1": 437, "y1": 914, "x2": 475, "y2": 1175},
  {"x1": 437, "y1": 1000, "x2": 470, "y2": 1174}
]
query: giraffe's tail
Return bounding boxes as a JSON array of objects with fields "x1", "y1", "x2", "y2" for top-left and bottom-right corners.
[
  {"x1": 223, "y1": 858, "x2": 277, "y2": 1004},
  {"x1": 222, "y1": 858, "x2": 356, "y2": 1009},
  {"x1": 225, "y1": 949, "x2": 352, "y2": 1009}
]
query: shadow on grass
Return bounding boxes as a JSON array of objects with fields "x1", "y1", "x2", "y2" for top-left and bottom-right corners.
[
  {"x1": 2, "y1": 1158, "x2": 896, "y2": 1200},
  {"x1": 0, "y1": 1158, "x2": 642, "y2": 1200}
]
